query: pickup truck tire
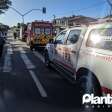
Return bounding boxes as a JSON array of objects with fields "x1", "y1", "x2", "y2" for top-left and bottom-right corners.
[
  {"x1": 44, "y1": 51, "x2": 50, "y2": 68},
  {"x1": 78, "y1": 75, "x2": 101, "y2": 96},
  {"x1": 77, "y1": 70, "x2": 102, "y2": 111},
  {"x1": 77, "y1": 71, "x2": 102, "y2": 96}
]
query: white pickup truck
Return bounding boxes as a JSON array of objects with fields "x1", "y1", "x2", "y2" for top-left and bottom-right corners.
[{"x1": 44, "y1": 22, "x2": 112, "y2": 96}]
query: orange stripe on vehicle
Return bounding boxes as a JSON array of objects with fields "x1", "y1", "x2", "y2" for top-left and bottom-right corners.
[{"x1": 83, "y1": 51, "x2": 112, "y2": 63}]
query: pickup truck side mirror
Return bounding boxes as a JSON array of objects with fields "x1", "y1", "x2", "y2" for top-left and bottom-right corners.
[
  {"x1": 49, "y1": 39, "x2": 54, "y2": 44},
  {"x1": 54, "y1": 40, "x2": 63, "y2": 44},
  {"x1": 49, "y1": 38, "x2": 62, "y2": 44}
]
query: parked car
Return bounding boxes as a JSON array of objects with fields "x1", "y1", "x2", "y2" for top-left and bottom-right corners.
[
  {"x1": 44, "y1": 22, "x2": 112, "y2": 97},
  {"x1": 0, "y1": 31, "x2": 5, "y2": 57}
]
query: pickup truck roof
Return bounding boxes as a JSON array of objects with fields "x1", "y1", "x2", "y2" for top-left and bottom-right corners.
[
  {"x1": 59, "y1": 26, "x2": 87, "y2": 34},
  {"x1": 89, "y1": 21, "x2": 112, "y2": 26}
]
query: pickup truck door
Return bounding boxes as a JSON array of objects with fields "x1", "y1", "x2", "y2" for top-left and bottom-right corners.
[
  {"x1": 53, "y1": 31, "x2": 67, "y2": 64},
  {"x1": 62, "y1": 29, "x2": 82, "y2": 73}
]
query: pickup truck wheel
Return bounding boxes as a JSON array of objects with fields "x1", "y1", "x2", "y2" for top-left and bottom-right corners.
[
  {"x1": 77, "y1": 71, "x2": 102, "y2": 111},
  {"x1": 78, "y1": 75, "x2": 101, "y2": 96},
  {"x1": 77, "y1": 74, "x2": 102, "y2": 112},
  {"x1": 44, "y1": 51, "x2": 50, "y2": 68}
]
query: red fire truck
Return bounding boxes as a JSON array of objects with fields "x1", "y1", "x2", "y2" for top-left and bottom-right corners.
[{"x1": 27, "y1": 21, "x2": 55, "y2": 50}]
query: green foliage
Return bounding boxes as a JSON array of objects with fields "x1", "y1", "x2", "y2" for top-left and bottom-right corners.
[
  {"x1": 0, "y1": 23, "x2": 9, "y2": 31},
  {"x1": 0, "y1": 0, "x2": 12, "y2": 14}
]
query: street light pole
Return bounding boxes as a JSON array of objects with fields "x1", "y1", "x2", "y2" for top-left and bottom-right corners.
[
  {"x1": 10, "y1": 7, "x2": 24, "y2": 23},
  {"x1": 10, "y1": 7, "x2": 23, "y2": 16},
  {"x1": 10, "y1": 7, "x2": 46, "y2": 24},
  {"x1": 23, "y1": 9, "x2": 41, "y2": 17},
  {"x1": 22, "y1": 15, "x2": 24, "y2": 24},
  {"x1": 10, "y1": 6, "x2": 46, "y2": 40}
]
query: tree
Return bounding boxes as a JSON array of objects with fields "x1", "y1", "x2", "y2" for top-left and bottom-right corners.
[
  {"x1": 0, "y1": 0, "x2": 12, "y2": 14},
  {"x1": 0, "y1": 23, "x2": 9, "y2": 31}
]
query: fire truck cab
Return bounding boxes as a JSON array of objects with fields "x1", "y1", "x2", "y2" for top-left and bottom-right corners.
[{"x1": 27, "y1": 21, "x2": 54, "y2": 50}]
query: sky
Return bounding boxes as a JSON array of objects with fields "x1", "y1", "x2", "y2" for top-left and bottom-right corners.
[{"x1": 0, "y1": 0, "x2": 110, "y2": 26}]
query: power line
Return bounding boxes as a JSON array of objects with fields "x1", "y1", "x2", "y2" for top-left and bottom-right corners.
[
  {"x1": 11, "y1": 1, "x2": 107, "y2": 22},
  {"x1": 72, "y1": 1, "x2": 106, "y2": 13},
  {"x1": 51, "y1": 0, "x2": 106, "y2": 18},
  {"x1": 47, "y1": 1, "x2": 106, "y2": 18}
]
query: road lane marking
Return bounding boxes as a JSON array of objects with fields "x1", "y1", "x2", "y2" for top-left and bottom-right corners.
[
  {"x1": 7, "y1": 45, "x2": 13, "y2": 55},
  {"x1": 19, "y1": 47, "x2": 35, "y2": 69},
  {"x1": 33, "y1": 51, "x2": 45, "y2": 63},
  {"x1": 29, "y1": 70, "x2": 47, "y2": 98},
  {"x1": 3, "y1": 45, "x2": 13, "y2": 72}
]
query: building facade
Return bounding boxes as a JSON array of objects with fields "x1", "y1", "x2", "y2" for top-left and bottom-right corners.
[{"x1": 53, "y1": 15, "x2": 97, "y2": 34}]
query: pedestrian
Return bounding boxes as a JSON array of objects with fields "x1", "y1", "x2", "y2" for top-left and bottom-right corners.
[
  {"x1": 30, "y1": 38, "x2": 35, "y2": 51},
  {"x1": 0, "y1": 31, "x2": 5, "y2": 58},
  {"x1": 13, "y1": 32, "x2": 17, "y2": 40}
]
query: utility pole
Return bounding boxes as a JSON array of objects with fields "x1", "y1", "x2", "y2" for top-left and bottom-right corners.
[
  {"x1": 10, "y1": 7, "x2": 24, "y2": 23},
  {"x1": 22, "y1": 15, "x2": 24, "y2": 24},
  {"x1": 10, "y1": 7, "x2": 46, "y2": 40},
  {"x1": 53, "y1": 14, "x2": 56, "y2": 20},
  {"x1": 10, "y1": 7, "x2": 46, "y2": 24}
]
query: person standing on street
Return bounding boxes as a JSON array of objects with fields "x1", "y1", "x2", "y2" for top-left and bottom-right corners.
[
  {"x1": 13, "y1": 32, "x2": 17, "y2": 40},
  {"x1": 30, "y1": 37, "x2": 35, "y2": 51},
  {"x1": 0, "y1": 31, "x2": 5, "y2": 58}
]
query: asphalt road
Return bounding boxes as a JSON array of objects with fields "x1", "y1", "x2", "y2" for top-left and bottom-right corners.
[{"x1": 0, "y1": 35, "x2": 110, "y2": 112}]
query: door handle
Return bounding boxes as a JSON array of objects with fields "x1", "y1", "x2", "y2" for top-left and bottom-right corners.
[
  {"x1": 58, "y1": 48, "x2": 62, "y2": 50},
  {"x1": 71, "y1": 50, "x2": 76, "y2": 53}
]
